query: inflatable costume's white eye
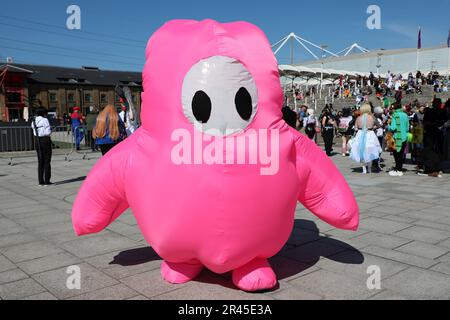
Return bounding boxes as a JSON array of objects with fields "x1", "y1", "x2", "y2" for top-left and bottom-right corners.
[{"x1": 181, "y1": 56, "x2": 258, "y2": 136}]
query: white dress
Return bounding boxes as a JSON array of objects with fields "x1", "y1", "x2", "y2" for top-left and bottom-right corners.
[{"x1": 349, "y1": 115, "x2": 382, "y2": 163}]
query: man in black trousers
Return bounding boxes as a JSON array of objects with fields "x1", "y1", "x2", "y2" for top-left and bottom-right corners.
[{"x1": 31, "y1": 107, "x2": 53, "y2": 186}]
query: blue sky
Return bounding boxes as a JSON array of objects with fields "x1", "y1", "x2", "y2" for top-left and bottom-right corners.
[{"x1": 0, "y1": 0, "x2": 449, "y2": 71}]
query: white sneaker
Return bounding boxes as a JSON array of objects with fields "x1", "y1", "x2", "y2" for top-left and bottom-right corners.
[
  {"x1": 389, "y1": 170, "x2": 399, "y2": 177},
  {"x1": 397, "y1": 171, "x2": 404, "y2": 176}
]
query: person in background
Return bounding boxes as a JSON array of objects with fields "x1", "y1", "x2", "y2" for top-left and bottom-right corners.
[
  {"x1": 93, "y1": 104, "x2": 127, "y2": 156},
  {"x1": 411, "y1": 105, "x2": 425, "y2": 163},
  {"x1": 443, "y1": 98, "x2": 450, "y2": 161},
  {"x1": 282, "y1": 104, "x2": 298, "y2": 129},
  {"x1": 337, "y1": 107, "x2": 353, "y2": 157},
  {"x1": 297, "y1": 105, "x2": 308, "y2": 131},
  {"x1": 85, "y1": 106, "x2": 99, "y2": 152},
  {"x1": 119, "y1": 98, "x2": 137, "y2": 136},
  {"x1": 321, "y1": 107, "x2": 336, "y2": 156},
  {"x1": 383, "y1": 96, "x2": 391, "y2": 109},
  {"x1": 70, "y1": 106, "x2": 85, "y2": 151},
  {"x1": 349, "y1": 104, "x2": 382, "y2": 174},
  {"x1": 63, "y1": 113, "x2": 71, "y2": 135},
  {"x1": 372, "y1": 107, "x2": 386, "y2": 171},
  {"x1": 31, "y1": 107, "x2": 53, "y2": 186},
  {"x1": 304, "y1": 109, "x2": 319, "y2": 141},
  {"x1": 388, "y1": 102, "x2": 410, "y2": 177}
]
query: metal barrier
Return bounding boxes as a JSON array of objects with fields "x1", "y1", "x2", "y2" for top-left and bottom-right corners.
[{"x1": 0, "y1": 125, "x2": 96, "y2": 166}]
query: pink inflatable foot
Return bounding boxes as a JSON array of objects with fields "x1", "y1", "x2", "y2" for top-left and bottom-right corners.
[
  {"x1": 232, "y1": 258, "x2": 277, "y2": 292},
  {"x1": 161, "y1": 261, "x2": 204, "y2": 284}
]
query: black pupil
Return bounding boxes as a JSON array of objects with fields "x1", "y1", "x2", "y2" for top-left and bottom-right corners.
[
  {"x1": 235, "y1": 87, "x2": 253, "y2": 121},
  {"x1": 192, "y1": 90, "x2": 212, "y2": 123}
]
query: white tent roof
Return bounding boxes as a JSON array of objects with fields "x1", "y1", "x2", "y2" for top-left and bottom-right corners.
[{"x1": 279, "y1": 64, "x2": 368, "y2": 80}]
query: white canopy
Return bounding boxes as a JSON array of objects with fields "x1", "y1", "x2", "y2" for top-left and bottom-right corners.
[{"x1": 279, "y1": 65, "x2": 365, "y2": 81}]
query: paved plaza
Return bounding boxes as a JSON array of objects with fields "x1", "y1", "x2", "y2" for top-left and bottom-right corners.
[{"x1": 0, "y1": 149, "x2": 450, "y2": 300}]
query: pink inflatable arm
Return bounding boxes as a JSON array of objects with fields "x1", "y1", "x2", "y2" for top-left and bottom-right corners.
[
  {"x1": 72, "y1": 150, "x2": 129, "y2": 236},
  {"x1": 293, "y1": 132, "x2": 359, "y2": 230}
]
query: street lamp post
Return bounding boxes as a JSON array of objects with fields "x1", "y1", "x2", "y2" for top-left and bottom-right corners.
[
  {"x1": 376, "y1": 53, "x2": 383, "y2": 77},
  {"x1": 320, "y1": 44, "x2": 328, "y2": 100}
]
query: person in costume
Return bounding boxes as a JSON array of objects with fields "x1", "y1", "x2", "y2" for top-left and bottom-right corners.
[
  {"x1": 349, "y1": 104, "x2": 382, "y2": 174},
  {"x1": 337, "y1": 107, "x2": 353, "y2": 157},
  {"x1": 70, "y1": 106, "x2": 85, "y2": 151},
  {"x1": 388, "y1": 102, "x2": 410, "y2": 177},
  {"x1": 72, "y1": 20, "x2": 359, "y2": 292}
]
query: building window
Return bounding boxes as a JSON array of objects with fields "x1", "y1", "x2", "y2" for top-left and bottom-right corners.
[
  {"x1": 84, "y1": 92, "x2": 93, "y2": 103},
  {"x1": 7, "y1": 108, "x2": 21, "y2": 121},
  {"x1": 67, "y1": 93, "x2": 76, "y2": 107},
  {"x1": 6, "y1": 92, "x2": 22, "y2": 104},
  {"x1": 49, "y1": 92, "x2": 58, "y2": 103},
  {"x1": 100, "y1": 93, "x2": 108, "y2": 103}
]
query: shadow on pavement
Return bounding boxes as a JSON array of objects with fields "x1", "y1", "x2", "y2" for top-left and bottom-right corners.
[
  {"x1": 55, "y1": 176, "x2": 86, "y2": 185},
  {"x1": 111, "y1": 219, "x2": 364, "y2": 291},
  {"x1": 110, "y1": 246, "x2": 160, "y2": 266},
  {"x1": 270, "y1": 219, "x2": 364, "y2": 282}
]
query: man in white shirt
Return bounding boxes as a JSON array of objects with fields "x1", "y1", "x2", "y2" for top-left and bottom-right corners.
[
  {"x1": 119, "y1": 103, "x2": 137, "y2": 136},
  {"x1": 31, "y1": 108, "x2": 53, "y2": 186}
]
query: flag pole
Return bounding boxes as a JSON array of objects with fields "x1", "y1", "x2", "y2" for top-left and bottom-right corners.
[
  {"x1": 416, "y1": 26, "x2": 421, "y2": 71},
  {"x1": 416, "y1": 50, "x2": 419, "y2": 71},
  {"x1": 447, "y1": 28, "x2": 450, "y2": 77},
  {"x1": 447, "y1": 46, "x2": 450, "y2": 78}
]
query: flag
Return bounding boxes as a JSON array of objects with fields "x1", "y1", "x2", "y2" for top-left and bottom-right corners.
[{"x1": 418, "y1": 27, "x2": 422, "y2": 49}]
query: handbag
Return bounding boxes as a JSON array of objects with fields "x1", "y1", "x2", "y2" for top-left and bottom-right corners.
[{"x1": 385, "y1": 131, "x2": 396, "y2": 152}]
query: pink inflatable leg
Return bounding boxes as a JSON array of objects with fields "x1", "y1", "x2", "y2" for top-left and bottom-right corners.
[
  {"x1": 161, "y1": 261, "x2": 204, "y2": 284},
  {"x1": 232, "y1": 258, "x2": 277, "y2": 292}
]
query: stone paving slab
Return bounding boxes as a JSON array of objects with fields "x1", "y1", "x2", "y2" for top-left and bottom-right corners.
[
  {"x1": 382, "y1": 267, "x2": 450, "y2": 299},
  {"x1": 68, "y1": 284, "x2": 139, "y2": 300},
  {"x1": 395, "y1": 241, "x2": 449, "y2": 260},
  {"x1": 17, "y1": 252, "x2": 82, "y2": 275},
  {"x1": 0, "y1": 151, "x2": 449, "y2": 299},
  {"x1": 0, "y1": 268, "x2": 29, "y2": 284},
  {"x1": 0, "y1": 241, "x2": 64, "y2": 263},
  {"x1": 31, "y1": 263, "x2": 119, "y2": 299},
  {"x1": 0, "y1": 278, "x2": 47, "y2": 300},
  {"x1": 394, "y1": 226, "x2": 449, "y2": 244},
  {"x1": 349, "y1": 231, "x2": 412, "y2": 250},
  {"x1": 287, "y1": 269, "x2": 377, "y2": 300}
]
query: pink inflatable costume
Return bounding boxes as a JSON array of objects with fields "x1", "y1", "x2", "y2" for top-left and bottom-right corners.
[{"x1": 72, "y1": 19, "x2": 359, "y2": 292}]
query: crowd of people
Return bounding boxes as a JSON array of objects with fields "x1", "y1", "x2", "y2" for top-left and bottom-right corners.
[
  {"x1": 287, "y1": 70, "x2": 449, "y2": 109},
  {"x1": 286, "y1": 96, "x2": 450, "y2": 177}
]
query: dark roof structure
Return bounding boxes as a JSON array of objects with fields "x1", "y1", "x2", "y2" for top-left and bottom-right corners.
[{"x1": 0, "y1": 63, "x2": 142, "y2": 87}]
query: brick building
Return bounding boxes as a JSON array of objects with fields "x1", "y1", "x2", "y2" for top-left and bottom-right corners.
[{"x1": 0, "y1": 63, "x2": 142, "y2": 122}]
